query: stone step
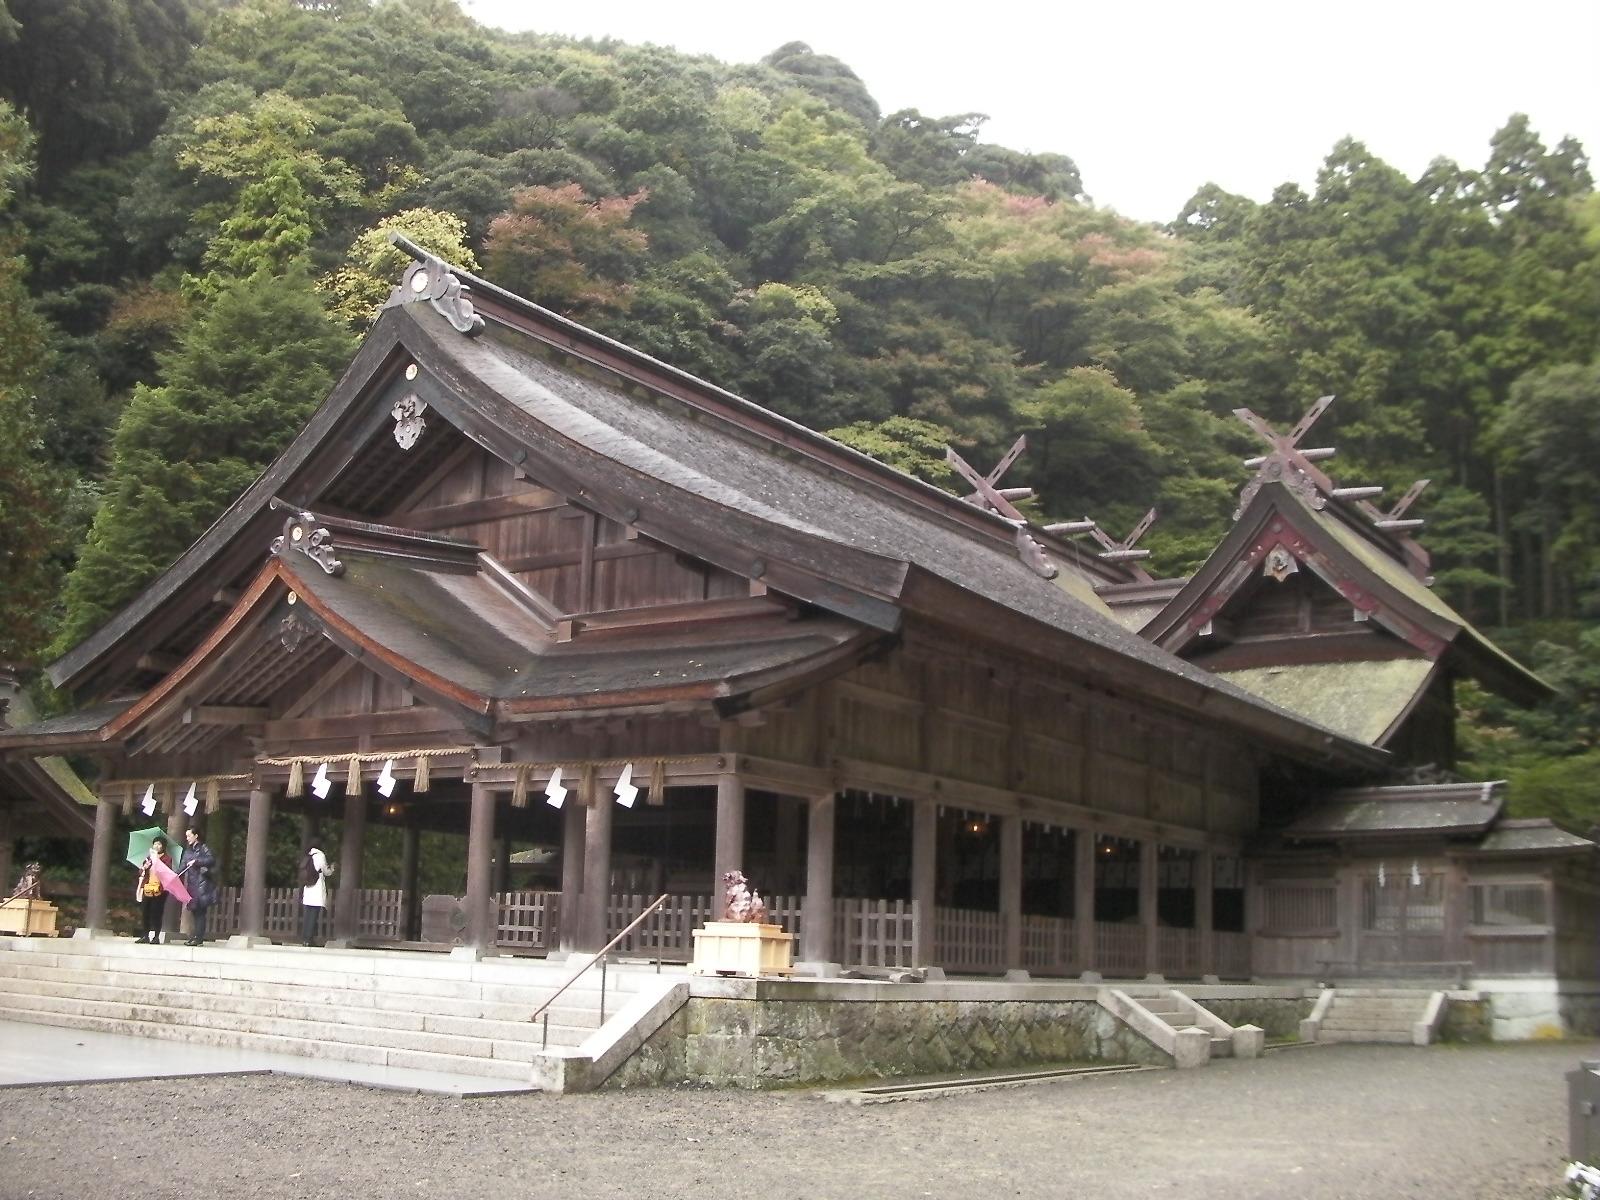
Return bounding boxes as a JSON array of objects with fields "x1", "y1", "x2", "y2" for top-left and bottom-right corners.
[
  {"x1": 0, "y1": 965, "x2": 607, "y2": 1028},
  {"x1": 0, "y1": 953, "x2": 650, "y2": 1005},
  {"x1": 0, "y1": 1003, "x2": 534, "y2": 1080},
  {"x1": 0, "y1": 987, "x2": 583, "y2": 1062},
  {"x1": 1330, "y1": 988, "x2": 1437, "y2": 999},
  {"x1": 1320, "y1": 1019, "x2": 1420, "y2": 1033},
  {"x1": 1328, "y1": 997, "x2": 1428, "y2": 1011},
  {"x1": 0, "y1": 975, "x2": 600, "y2": 1044},
  {"x1": 0, "y1": 954, "x2": 648, "y2": 1006},
  {"x1": 1318, "y1": 1028, "x2": 1415, "y2": 1044}
]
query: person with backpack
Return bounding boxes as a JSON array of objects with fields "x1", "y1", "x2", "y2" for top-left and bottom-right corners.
[{"x1": 300, "y1": 845, "x2": 334, "y2": 946}]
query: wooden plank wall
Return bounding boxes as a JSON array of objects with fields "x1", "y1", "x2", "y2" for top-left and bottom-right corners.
[
  {"x1": 735, "y1": 617, "x2": 1259, "y2": 838},
  {"x1": 390, "y1": 446, "x2": 746, "y2": 615}
]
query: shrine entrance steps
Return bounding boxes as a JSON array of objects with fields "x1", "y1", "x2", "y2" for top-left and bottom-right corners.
[
  {"x1": 0, "y1": 935, "x2": 675, "y2": 1082},
  {"x1": 1095, "y1": 987, "x2": 1265, "y2": 1067},
  {"x1": 1303, "y1": 988, "x2": 1450, "y2": 1045}
]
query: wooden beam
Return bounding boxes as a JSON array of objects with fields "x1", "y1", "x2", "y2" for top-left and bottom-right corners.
[
  {"x1": 183, "y1": 706, "x2": 271, "y2": 726},
  {"x1": 393, "y1": 488, "x2": 567, "y2": 532},
  {"x1": 279, "y1": 654, "x2": 362, "y2": 721},
  {"x1": 263, "y1": 707, "x2": 468, "y2": 742},
  {"x1": 136, "y1": 652, "x2": 182, "y2": 674},
  {"x1": 498, "y1": 538, "x2": 656, "y2": 575}
]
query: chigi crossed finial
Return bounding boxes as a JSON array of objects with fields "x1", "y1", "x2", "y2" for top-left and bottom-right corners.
[{"x1": 1234, "y1": 395, "x2": 1433, "y2": 582}]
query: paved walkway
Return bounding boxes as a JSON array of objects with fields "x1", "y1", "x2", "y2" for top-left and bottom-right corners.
[
  {"x1": 0, "y1": 1020, "x2": 532, "y2": 1097},
  {"x1": 0, "y1": 1036, "x2": 1589, "y2": 1199}
]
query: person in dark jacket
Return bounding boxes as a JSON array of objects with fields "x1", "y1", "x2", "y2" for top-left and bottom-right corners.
[{"x1": 179, "y1": 827, "x2": 220, "y2": 946}]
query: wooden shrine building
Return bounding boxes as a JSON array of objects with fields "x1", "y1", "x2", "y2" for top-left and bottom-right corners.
[
  {"x1": 0, "y1": 668, "x2": 96, "y2": 891},
  {"x1": 1, "y1": 248, "x2": 1591, "y2": 1003}
]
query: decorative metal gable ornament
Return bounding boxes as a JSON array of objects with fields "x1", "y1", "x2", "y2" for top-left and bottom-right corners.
[
  {"x1": 392, "y1": 393, "x2": 427, "y2": 449},
  {"x1": 1262, "y1": 545, "x2": 1300, "y2": 582},
  {"x1": 279, "y1": 612, "x2": 316, "y2": 652},
  {"x1": 392, "y1": 254, "x2": 486, "y2": 336},
  {"x1": 270, "y1": 511, "x2": 345, "y2": 577}
]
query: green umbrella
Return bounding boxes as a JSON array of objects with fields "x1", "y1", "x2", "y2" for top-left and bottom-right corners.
[{"x1": 125, "y1": 827, "x2": 184, "y2": 870}]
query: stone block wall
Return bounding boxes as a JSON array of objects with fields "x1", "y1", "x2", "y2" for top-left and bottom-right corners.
[
  {"x1": 1439, "y1": 997, "x2": 1492, "y2": 1043},
  {"x1": 606, "y1": 997, "x2": 1174, "y2": 1089},
  {"x1": 1195, "y1": 996, "x2": 1312, "y2": 1040}
]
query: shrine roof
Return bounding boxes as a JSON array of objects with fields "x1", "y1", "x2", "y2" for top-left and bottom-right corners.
[
  {"x1": 1282, "y1": 781, "x2": 1506, "y2": 839},
  {"x1": 1144, "y1": 480, "x2": 1550, "y2": 708},
  {"x1": 0, "y1": 676, "x2": 101, "y2": 839},
  {"x1": 285, "y1": 543, "x2": 871, "y2": 710},
  {"x1": 1473, "y1": 818, "x2": 1596, "y2": 855},
  {"x1": 39, "y1": 252, "x2": 1395, "y2": 769},
  {"x1": 1214, "y1": 658, "x2": 1438, "y2": 747}
]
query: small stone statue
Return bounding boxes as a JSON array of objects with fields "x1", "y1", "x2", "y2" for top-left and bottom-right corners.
[
  {"x1": 7, "y1": 862, "x2": 44, "y2": 902},
  {"x1": 721, "y1": 870, "x2": 767, "y2": 923}
]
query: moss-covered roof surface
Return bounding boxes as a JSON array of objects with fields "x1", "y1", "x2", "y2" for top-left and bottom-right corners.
[{"x1": 1215, "y1": 658, "x2": 1436, "y2": 746}]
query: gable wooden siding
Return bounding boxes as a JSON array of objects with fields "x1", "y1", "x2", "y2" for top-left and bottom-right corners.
[{"x1": 391, "y1": 446, "x2": 746, "y2": 616}]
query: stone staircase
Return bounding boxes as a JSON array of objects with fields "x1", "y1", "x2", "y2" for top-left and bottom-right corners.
[
  {"x1": 1304, "y1": 988, "x2": 1448, "y2": 1045},
  {"x1": 1097, "y1": 988, "x2": 1264, "y2": 1067},
  {"x1": 0, "y1": 935, "x2": 679, "y2": 1081}
]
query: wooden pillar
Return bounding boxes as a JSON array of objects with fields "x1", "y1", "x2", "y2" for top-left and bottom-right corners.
[
  {"x1": 464, "y1": 784, "x2": 496, "y2": 949},
  {"x1": 494, "y1": 834, "x2": 513, "y2": 896},
  {"x1": 332, "y1": 786, "x2": 366, "y2": 940},
  {"x1": 241, "y1": 789, "x2": 272, "y2": 939},
  {"x1": 163, "y1": 808, "x2": 188, "y2": 939},
  {"x1": 802, "y1": 793, "x2": 835, "y2": 963},
  {"x1": 1442, "y1": 858, "x2": 1468, "y2": 965},
  {"x1": 713, "y1": 772, "x2": 745, "y2": 898},
  {"x1": 578, "y1": 791, "x2": 613, "y2": 951},
  {"x1": 910, "y1": 799, "x2": 937, "y2": 966},
  {"x1": 558, "y1": 799, "x2": 585, "y2": 951},
  {"x1": 1000, "y1": 815, "x2": 1023, "y2": 970},
  {"x1": 1075, "y1": 830, "x2": 1096, "y2": 974},
  {"x1": 1196, "y1": 850, "x2": 1215, "y2": 978},
  {"x1": 399, "y1": 818, "x2": 421, "y2": 941},
  {"x1": 213, "y1": 806, "x2": 238, "y2": 889},
  {"x1": 83, "y1": 799, "x2": 118, "y2": 934},
  {"x1": 0, "y1": 804, "x2": 13, "y2": 897},
  {"x1": 1140, "y1": 838, "x2": 1159, "y2": 977}
]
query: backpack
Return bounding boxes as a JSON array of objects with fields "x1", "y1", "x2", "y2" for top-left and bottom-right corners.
[{"x1": 300, "y1": 851, "x2": 321, "y2": 888}]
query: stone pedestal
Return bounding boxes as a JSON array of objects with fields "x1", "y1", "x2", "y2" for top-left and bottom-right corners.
[
  {"x1": 0, "y1": 898, "x2": 60, "y2": 936},
  {"x1": 691, "y1": 921, "x2": 794, "y2": 977}
]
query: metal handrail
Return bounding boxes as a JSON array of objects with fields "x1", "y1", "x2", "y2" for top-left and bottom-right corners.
[{"x1": 528, "y1": 892, "x2": 672, "y2": 1025}]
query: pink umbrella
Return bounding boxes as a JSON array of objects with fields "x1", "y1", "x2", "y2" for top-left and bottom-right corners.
[{"x1": 149, "y1": 855, "x2": 192, "y2": 906}]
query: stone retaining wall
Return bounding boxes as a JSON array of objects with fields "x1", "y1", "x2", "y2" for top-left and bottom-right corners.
[
  {"x1": 603, "y1": 981, "x2": 1315, "y2": 1090},
  {"x1": 1197, "y1": 996, "x2": 1313, "y2": 1040}
]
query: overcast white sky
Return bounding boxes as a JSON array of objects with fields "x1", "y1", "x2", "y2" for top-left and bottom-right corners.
[{"x1": 459, "y1": 0, "x2": 1598, "y2": 223}]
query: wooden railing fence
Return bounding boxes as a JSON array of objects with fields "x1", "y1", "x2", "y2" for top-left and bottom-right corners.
[
  {"x1": 835, "y1": 898, "x2": 918, "y2": 967},
  {"x1": 203, "y1": 888, "x2": 1255, "y2": 977}
]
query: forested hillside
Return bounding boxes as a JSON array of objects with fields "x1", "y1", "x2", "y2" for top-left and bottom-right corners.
[{"x1": 1, "y1": 0, "x2": 1597, "y2": 823}]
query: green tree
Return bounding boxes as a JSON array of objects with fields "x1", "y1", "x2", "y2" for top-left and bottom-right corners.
[
  {"x1": 482, "y1": 183, "x2": 648, "y2": 319},
  {"x1": 55, "y1": 271, "x2": 354, "y2": 651},
  {"x1": 0, "y1": 100, "x2": 65, "y2": 664},
  {"x1": 0, "y1": 0, "x2": 194, "y2": 188},
  {"x1": 321, "y1": 206, "x2": 479, "y2": 328},
  {"x1": 825, "y1": 415, "x2": 960, "y2": 489}
]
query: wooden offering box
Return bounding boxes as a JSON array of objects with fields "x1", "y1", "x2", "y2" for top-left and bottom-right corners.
[
  {"x1": 691, "y1": 921, "x2": 794, "y2": 977},
  {"x1": 0, "y1": 899, "x2": 60, "y2": 937}
]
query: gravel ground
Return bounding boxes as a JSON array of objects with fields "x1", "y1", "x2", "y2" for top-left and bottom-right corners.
[{"x1": 0, "y1": 1040, "x2": 1590, "y2": 1200}]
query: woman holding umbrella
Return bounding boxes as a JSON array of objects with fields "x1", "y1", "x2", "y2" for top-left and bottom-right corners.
[
  {"x1": 178, "y1": 827, "x2": 220, "y2": 946},
  {"x1": 135, "y1": 836, "x2": 175, "y2": 944}
]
